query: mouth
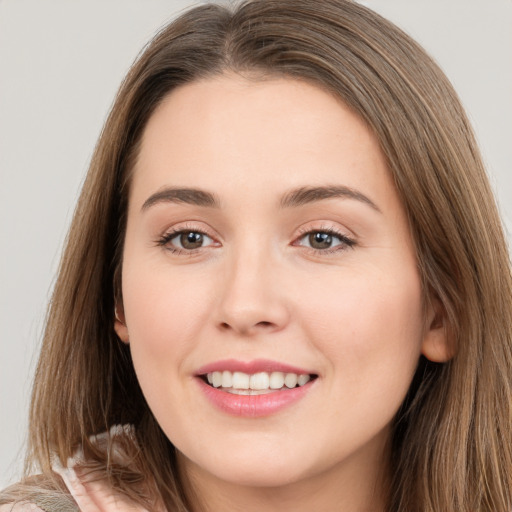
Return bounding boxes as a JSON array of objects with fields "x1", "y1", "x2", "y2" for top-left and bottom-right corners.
[
  {"x1": 195, "y1": 359, "x2": 318, "y2": 417},
  {"x1": 200, "y1": 370, "x2": 318, "y2": 395}
]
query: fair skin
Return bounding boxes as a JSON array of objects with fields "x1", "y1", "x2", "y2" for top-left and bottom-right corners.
[{"x1": 115, "y1": 74, "x2": 448, "y2": 512}]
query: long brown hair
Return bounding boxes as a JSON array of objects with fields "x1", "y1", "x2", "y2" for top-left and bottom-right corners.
[{"x1": 6, "y1": 0, "x2": 512, "y2": 510}]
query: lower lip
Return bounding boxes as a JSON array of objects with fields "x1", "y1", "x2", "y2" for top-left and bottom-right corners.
[{"x1": 197, "y1": 378, "x2": 316, "y2": 417}]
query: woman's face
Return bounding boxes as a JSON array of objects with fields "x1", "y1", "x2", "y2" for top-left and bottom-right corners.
[{"x1": 116, "y1": 74, "x2": 446, "y2": 498}]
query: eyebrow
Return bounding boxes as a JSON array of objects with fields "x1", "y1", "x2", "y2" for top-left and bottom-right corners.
[
  {"x1": 279, "y1": 185, "x2": 381, "y2": 212},
  {"x1": 141, "y1": 185, "x2": 380, "y2": 213},
  {"x1": 141, "y1": 187, "x2": 221, "y2": 211}
]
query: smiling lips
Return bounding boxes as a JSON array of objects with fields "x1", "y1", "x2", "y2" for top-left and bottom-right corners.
[{"x1": 196, "y1": 359, "x2": 317, "y2": 417}]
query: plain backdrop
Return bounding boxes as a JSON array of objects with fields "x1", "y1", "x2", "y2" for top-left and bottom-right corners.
[{"x1": 1, "y1": 0, "x2": 511, "y2": 489}]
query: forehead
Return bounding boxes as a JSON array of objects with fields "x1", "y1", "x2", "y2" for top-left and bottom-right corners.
[{"x1": 130, "y1": 74, "x2": 399, "y2": 216}]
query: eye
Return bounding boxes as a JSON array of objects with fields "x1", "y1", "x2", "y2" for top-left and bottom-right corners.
[
  {"x1": 295, "y1": 228, "x2": 355, "y2": 253},
  {"x1": 157, "y1": 229, "x2": 216, "y2": 253}
]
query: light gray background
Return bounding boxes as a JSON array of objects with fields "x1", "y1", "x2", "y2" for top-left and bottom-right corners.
[{"x1": 1, "y1": 0, "x2": 511, "y2": 488}]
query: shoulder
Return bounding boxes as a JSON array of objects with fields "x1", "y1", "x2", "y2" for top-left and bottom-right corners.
[
  {"x1": 0, "y1": 498, "x2": 77, "y2": 512},
  {"x1": 1, "y1": 425, "x2": 162, "y2": 512},
  {"x1": 52, "y1": 425, "x2": 158, "y2": 511},
  {"x1": 0, "y1": 473, "x2": 79, "y2": 512},
  {"x1": 0, "y1": 504, "x2": 45, "y2": 512}
]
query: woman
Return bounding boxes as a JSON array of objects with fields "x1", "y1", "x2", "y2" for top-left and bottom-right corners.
[{"x1": 1, "y1": 0, "x2": 511, "y2": 510}]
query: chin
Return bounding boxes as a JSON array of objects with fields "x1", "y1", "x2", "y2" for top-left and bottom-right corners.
[
  {"x1": 180, "y1": 445, "x2": 314, "y2": 489},
  {"x1": 208, "y1": 461, "x2": 309, "y2": 489}
]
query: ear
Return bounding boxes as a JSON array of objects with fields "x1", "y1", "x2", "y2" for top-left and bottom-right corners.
[
  {"x1": 421, "y1": 296, "x2": 454, "y2": 363},
  {"x1": 114, "y1": 303, "x2": 130, "y2": 344}
]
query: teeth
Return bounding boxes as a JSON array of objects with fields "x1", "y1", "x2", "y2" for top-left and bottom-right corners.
[
  {"x1": 232, "y1": 371, "x2": 250, "y2": 389},
  {"x1": 221, "y1": 371, "x2": 232, "y2": 388},
  {"x1": 284, "y1": 373, "x2": 298, "y2": 388},
  {"x1": 205, "y1": 371, "x2": 312, "y2": 391},
  {"x1": 249, "y1": 372, "x2": 270, "y2": 390},
  {"x1": 212, "y1": 371, "x2": 222, "y2": 388},
  {"x1": 269, "y1": 371, "x2": 285, "y2": 389},
  {"x1": 225, "y1": 388, "x2": 274, "y2": 395},
  {"x1": 297, "y1": 374, "x2": 310, "y2": 386}
]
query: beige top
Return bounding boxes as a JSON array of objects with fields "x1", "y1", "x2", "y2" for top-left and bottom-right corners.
[{"x1": 0, "y1": 426, "x2": 166, "y2": 512}]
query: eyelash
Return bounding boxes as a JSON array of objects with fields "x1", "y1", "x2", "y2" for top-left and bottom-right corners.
[
  {"x1": 155, "y1": 223, "x2": 215, "y2": 257},
  {"x1": 294, "y1": 226, "x2": 356, "y2": 255},
  {"x1": 155, "y1": 224, "x2": 356, "y2": 256}
]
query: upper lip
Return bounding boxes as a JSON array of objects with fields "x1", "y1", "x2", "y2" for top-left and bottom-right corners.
[{"x1": 196, "y1": 358, "x2": 316, "y2": 376}]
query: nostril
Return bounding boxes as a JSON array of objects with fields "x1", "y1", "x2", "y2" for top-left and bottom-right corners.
[
  {"x1": 218, "y1": 320, "x2": 275, "y2": 332},
  {"x1": 256, "y1": 321, "x2": 273, "y2": 327}
]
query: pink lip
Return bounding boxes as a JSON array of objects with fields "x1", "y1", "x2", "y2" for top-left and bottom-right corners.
[
  {"x1": 196, "y1": 378, "x2": 316, "y2": 418},
  {"x1": 194, "y1": 359, "x2": 318, "y2": 418},
  {"x1": 195, "y1": 358, "x2": 315, "y2": 376}
]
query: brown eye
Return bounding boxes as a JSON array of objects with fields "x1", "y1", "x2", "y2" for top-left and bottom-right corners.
[
  {"x1": 161, "y1": 230, "x2": 215, "y2": 251},
  {"x1": 179, "y1": 232, "x2": 204, "y2": 249},
  {"x1": 295, "y1": 229, "x2": 355, "y2": 252},
  {"x1": 308, "y1": 232, "x2": 333, "y2": 250}
]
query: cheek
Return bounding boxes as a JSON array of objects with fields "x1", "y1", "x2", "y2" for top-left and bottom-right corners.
[
  {"x1": 121, "y1": 260, "x2": 216, "y2": 370},
  {"x1": 299, "y1": 265, "x2": 424, "y2": 388}
]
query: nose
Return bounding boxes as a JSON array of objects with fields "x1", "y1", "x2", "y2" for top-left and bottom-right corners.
[{"x1": 215, "y1": 245, "x2": 291, "y2": 337}]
